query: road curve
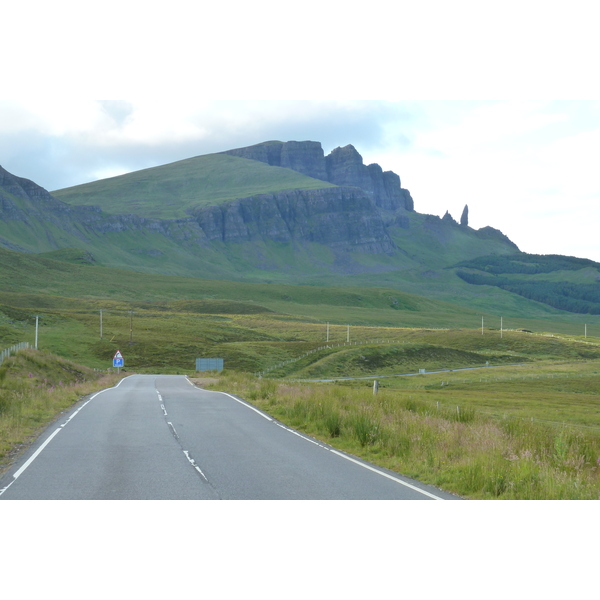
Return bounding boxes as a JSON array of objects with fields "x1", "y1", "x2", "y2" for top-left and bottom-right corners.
[{"x1": 0, "y1": 375, "x2": 459, "y2": 500}]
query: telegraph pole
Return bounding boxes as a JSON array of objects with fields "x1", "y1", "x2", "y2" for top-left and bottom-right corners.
[
  {"x1": 100, "y1": 310, "x2": 103, "y2": 340},
  {"x1": 35, "y1": 315, "x2": 39, "y2": 349},
  {"x1": 129, "y1": 309, "x2": 133, "y2": 345},
  {"x1": 347, "y1": 325, "x2": 350, "y2": 343},
  {"x1": 327, "y1": 322, "x2": 329, "y2": 342}
]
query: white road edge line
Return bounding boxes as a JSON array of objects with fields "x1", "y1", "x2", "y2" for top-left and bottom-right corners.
[
  {"x1": 12, "y1": 428, "x2": 62, "y2": 480},
  {"x1": 185, "y1": 377, "x2": 273, "y2": 421},
  {"x1": 276, "y1": 421, "x2": 443, "y2": 499},
  {"x1": 61, "y1": 399, "x2": 91, "y2": 427},
  {"x1": 275, "y1": 423, "x2": 323, "y2": 447},
  {"x1": 328, "y1": 449, "x2": 445, "y2": 500},
  {"x1": 218, "y1": 392, "x2": 273, "y2": 421},
  {"x1": 0, "y1": 376, "x2": 131, "y2": 497}
]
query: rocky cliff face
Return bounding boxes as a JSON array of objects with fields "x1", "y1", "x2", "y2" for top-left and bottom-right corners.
[
  {"x1": 0, "y1": 165, "x2": 395, "y2": 257},
  {"x1": 223, "y1": 141, "x2": 328, "y2": 180},
  {"x1": 222, "y1": 141, "x2": 414, "y2": 212},
  {"x1": 189, "y1": 186, "x2": 396, "y2": 254}
]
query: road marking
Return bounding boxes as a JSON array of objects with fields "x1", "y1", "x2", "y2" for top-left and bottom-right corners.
[
  {"x1": 167, "y1": 422, "x2": 179, "y2": 439},
  {"x1": 183, "y1": 450, "x2": 209, "y2": 482},
  {"x1": 61, "y1": 399, "x2": 91, "y2": 427},
  {"x1": 328, "y1": 449, "x2": 445, "y2": 500},
  {"x1": 218, "y1": 392, "x2": 273, "y2": 421},
  {"x1": 186, "y1": 379, "x2": 273, "y2": 421},
  {"x1": 13, "y1": 428, "x2": 62, "y2": 480},
  {"x1": 161, "y1": 404, "x2": 168, "y2": 416},
  {"x1": 275, "y1": 423, "x2": 325, "y2": 447},
  {"x1": 1, "y1": 429, "x2": 62, "y2": 495}
]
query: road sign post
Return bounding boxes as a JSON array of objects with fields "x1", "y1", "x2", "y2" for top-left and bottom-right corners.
[{"x1": 113, "y1": 350, "x2": 124, "y2": 372}]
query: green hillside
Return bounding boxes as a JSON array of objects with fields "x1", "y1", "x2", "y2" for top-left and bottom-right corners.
[
  {"x1": 52, "y1": 153, "x2": 337, "y2": 219},
  {"x1": 456, "y1": 253, "x2": 600, "y2": 314}
]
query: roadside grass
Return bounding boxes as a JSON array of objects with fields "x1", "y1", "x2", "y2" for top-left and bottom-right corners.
[
  {"x1": 378, "y1": 360, "x2": 600, "y2": 430},
  {"x1": 202, "y1": 371, "x2": 600, "y2": 499},
  {"x1": 0, "y1": 349, "x2": 123, "y2": 475}
]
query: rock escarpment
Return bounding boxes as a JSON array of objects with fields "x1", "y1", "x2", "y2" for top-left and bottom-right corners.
[
  {"x1": 0, "y1": 165, "x2": 395, "y2": 256},
  {"x1": 189, "y1": 186, "x2": 395, "y2": 254},
  {"x1": 222, "y1": 141, "x2": 414, "y2": 212},
  {"x1": 224, "y1": 140, "x2": 328, "y2": 181}
]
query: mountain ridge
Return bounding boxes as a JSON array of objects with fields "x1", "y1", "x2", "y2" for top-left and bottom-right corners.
[{"x1": 7, "y1": 140, "x2": 597, "y2": 316}]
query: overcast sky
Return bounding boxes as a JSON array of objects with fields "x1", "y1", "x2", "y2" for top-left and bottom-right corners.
[{"x1": 2, "y1": 1, "x2": 599, "y2": 263}]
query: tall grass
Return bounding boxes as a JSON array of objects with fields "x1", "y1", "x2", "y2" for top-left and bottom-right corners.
[{"x1": 205, "y1": 372, "x2": 600, "y2": 499}]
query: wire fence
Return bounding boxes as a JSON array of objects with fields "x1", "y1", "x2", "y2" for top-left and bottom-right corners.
[{"x1": 0, "y1": 342, "x2": 31, "y2": 366}]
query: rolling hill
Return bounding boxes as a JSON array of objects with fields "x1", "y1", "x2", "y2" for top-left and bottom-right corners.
[{"x1": 1, "y1": 140, "x2": 599, "y2": 321}]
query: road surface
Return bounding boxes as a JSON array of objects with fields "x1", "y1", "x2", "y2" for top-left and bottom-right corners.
[{"x1": 0, "y1": 375, "x2": 459, "y2": 500}]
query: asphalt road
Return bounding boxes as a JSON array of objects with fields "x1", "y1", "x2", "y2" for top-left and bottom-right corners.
[{"x1": 0, "y1": 375, "x2": 459, "y2": 500}]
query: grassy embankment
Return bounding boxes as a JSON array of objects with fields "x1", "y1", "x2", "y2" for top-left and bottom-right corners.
[{"x1": 0, "y1": 349, "x2": 123, "y2": 475}]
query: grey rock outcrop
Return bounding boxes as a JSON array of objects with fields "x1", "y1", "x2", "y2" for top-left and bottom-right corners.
[
  {"x1": 223, "y1": 141, "x2": 328, "y2": 181},
  {"x1": 223, "y1": 141, "x2": 414, "y2": 212},
  {"x1": 442, "y1": 210, "x2": 457, "y2": 224},
  {"x1": 460, "y1": 204, "x2": 469, "y2": 226},
  {"x1": 325, "y1": 145, "x2": 412, "y2": 212},
  {"x1": 189, "y1": 186, "x2": 396, "y2": 254}
]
